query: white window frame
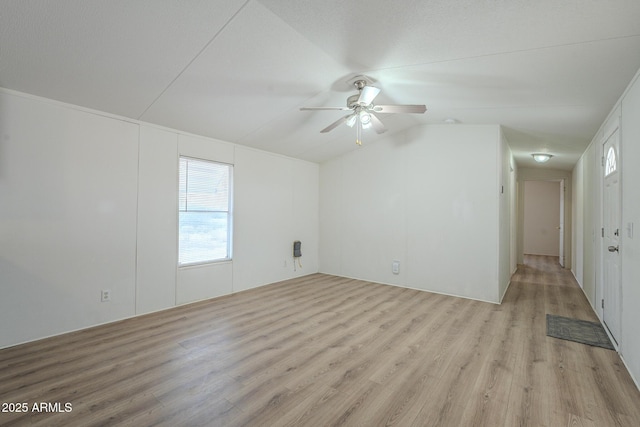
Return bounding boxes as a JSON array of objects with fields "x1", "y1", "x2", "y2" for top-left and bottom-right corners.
[{"x1": 178, "y1": 156, "x2": 233, "y2": 266}]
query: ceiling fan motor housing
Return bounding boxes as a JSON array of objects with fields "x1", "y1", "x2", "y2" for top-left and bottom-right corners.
[{"x1": 347, "y1": 94, "x2": 361, "y2": 108}]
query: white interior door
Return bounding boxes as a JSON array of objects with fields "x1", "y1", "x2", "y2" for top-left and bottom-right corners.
[
  {"x1": 603, "y1": 128, "x2": 621, "y2": 345},
  {"x1": 559, "y1": 180, "x2": 565, "y2": 267}
]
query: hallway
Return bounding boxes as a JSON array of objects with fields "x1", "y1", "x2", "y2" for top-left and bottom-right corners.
[
  {"x1": 511, "y1": 254, "x2": 598, "y2": 320},
  {"x1": 503, "y1": 254, "x2": 639, "y2": 425}
]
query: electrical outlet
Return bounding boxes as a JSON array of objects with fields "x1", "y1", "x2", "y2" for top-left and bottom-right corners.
[
  {"x1": 392, "y1": 261, "x2": 400, "y2": 275},
  {"x1": 101, "y1": 289, "x2": 111, "y2": 302}
]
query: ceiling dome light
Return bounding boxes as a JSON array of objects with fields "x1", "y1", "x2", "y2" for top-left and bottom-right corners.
[{"x1": 532, "y1": 153, "x2": 553, "y2": 163}]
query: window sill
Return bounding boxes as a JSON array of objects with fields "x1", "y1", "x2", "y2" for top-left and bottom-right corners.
[{"x1": 178, "y1": 258, "x2": 233, "y2": 269}]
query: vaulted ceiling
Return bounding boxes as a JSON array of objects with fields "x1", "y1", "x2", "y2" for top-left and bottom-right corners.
[{"x1": 2, "y1": 0, "x2": 640, "y2": 170}]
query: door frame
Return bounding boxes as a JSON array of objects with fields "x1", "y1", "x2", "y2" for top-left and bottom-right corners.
[
  {"x1": 559, "y1": 179, "x2": 565, "y2": 267},
  {"x1": 599, "y1": 119, "x2": 622, "y2": 346},
  {"x1": 516, "y1": 169, "x2": 572, "y2": 268}
]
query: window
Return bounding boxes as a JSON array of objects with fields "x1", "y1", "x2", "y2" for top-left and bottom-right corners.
[
  {"x1": 605, "y1": 146, "x2": 617, "y2": 176},
  {"x1": 178, "y1": 157, "x2": 232, "y2": 265}
]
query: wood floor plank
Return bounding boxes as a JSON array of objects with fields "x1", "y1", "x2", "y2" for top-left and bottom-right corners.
[
  {"x1": 458, "y1": 331, "x2": 515, "y2": 427},
  {"x1": 1, "y1": 256, "x2": 640, "y2": 426}
]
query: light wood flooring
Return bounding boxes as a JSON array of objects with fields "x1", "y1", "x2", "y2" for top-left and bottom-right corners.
[{"x1": 1, "y1": 255, "x2": 640, "y2": 426}]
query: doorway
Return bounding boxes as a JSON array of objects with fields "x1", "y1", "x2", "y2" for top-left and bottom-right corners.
[{"x1": 523, "y1": 180, "x2": 564, "y2": 263}]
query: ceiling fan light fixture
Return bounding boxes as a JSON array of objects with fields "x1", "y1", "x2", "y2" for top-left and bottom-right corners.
[
  {"x1": 532, "y1": 153, "x2": 553, "y2": 163},
  {"x1": 300, "y1": 77, "x2": 426, "y2": 139},
  {"x1": 359, "y1": 111, "x2": 371, "y2": 125}
]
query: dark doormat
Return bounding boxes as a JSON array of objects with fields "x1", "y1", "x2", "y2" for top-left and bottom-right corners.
[{"x1": 546, "y1": 314, "x2": 615, "y2": 350}]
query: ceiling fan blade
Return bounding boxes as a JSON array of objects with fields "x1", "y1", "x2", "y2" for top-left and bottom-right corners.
[
  {"x1": 370, "y1": 113, "x2": 387, "y2": 134},
  {"x1": 320, "y1": 113, "x2": 355, "y2": 133},
  {"x1": 358, "y1": 86, "x2": 381, "y2": 105},
  {"x1": 300, "y1": 106, "x2": 352, "y2": 111},
  {"x1": 372, "y1": 104, "x2": 427, "y2": 114}
]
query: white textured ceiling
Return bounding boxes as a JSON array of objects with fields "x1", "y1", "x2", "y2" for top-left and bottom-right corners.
[{"x1": 2, "y1": 0, "x2": 640, "y2": 169}]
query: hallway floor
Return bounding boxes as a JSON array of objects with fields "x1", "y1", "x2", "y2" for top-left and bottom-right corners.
[{"x1": 504, "y1": 254, "x2": 640, "y2": 425}]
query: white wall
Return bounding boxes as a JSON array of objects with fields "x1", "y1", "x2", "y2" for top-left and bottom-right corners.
[
  {"x1": 571, "y1": 141, "x2": 597, "y2": 301},
  {"x1": 582, "y1": 142, "x2": 597, "y2": 304},
  {"x1": 0, "y1": 89, "x2": 319, "y2": 349},
  {"x1": 136, "y1": 126, "x2": 178, "y2": 313},
  {"x1": 499, "y1": 130, "x2": 517, "y2": 301},
  {"x1": 572, "y1": 154, "x2": 584, "y2": 285},
  {"x1": 620, "y1": 71, "x2": 640, "y2": 387},
  {"x1": 320, "y1": 124, "x2": 508, "y2": 303},
  {"x1": 523, "y1": 181, "x2": 561, "y2": 256},
  {"x1": 233, "y1": 146, "x2": 319, "y2": 292},
  {"x1": 573, "y1": 68, "x2": 640, "y2": 388},
  {"x1": 0, "y1": 91, "x2": 139, "y2": 347}
]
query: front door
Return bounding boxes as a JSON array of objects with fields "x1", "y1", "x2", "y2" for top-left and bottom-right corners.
[{"x1": 603, "y1": 127, "x2": 621, "y2": 345}]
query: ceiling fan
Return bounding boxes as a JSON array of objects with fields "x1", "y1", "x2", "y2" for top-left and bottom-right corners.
[{"x1": 300, "y1": 77, "x2": 427, "y2": 145}]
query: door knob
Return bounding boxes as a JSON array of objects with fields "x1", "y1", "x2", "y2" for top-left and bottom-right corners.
[{"x1": 608, "y1": 245, "x2": 619, "y2": 252}]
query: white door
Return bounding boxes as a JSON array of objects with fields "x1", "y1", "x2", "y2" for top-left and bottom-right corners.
[
  {"x1": 603, "y1": 128, "x2": 621, "y2": 345},
  {"x1": 559, "y1": 180, "x2": 565, "y2": 267}
]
